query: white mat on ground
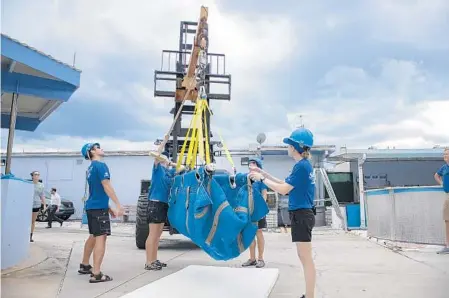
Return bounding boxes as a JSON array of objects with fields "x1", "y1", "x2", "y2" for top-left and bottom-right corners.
[{"x1": 121, "y1": 265, "x2": 279, "y2": 298}]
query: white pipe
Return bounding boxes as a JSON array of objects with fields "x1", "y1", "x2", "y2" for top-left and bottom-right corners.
[{"x1": 358, "y1": 153, "x2": 367, "y2": 228}]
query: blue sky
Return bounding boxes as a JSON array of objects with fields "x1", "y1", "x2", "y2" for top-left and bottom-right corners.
[{"x1": 1, "y1": 0, "x2": 449, "y2": 152}]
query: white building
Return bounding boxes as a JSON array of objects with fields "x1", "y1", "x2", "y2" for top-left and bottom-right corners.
[{"x1": 1, "y1": 145, "x2": 336, "y2": 220}]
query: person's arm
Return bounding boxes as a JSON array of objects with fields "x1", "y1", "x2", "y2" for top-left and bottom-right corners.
[
  {"x1": 40, "y1": 185, "x2": 47, "y2": 210},
  {"x1": 97, "y1": 163, "x2": 124, "y2": 215},
  {"x1": 250, "y1": 163, "x2": 303, "y2": 196},
  {"x1": 261, "y1": 170, "x2": 284, "y2": 184},
  {"x1": 434, "y1": 173, "x2": 443, "y2": 185},
  {"x1": 435, "y1": 166, "x2": 444, "y2": 185},
  {"x1": 251, "y1": 166, "x2": 284, "y2": 184},
  {"x1": 102, "y1": 180, "x2": 123, "y2": 214},
  {"x1": 55, "y1": 194, "x2": 61, "y2": 211},
  {"x1": 261, "y1": 178, "x2": 293, "y2": 196}
]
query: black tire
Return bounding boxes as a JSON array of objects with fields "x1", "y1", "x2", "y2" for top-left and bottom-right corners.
[
  {"x1": 36, "y1": 209, "x2": 48, "y2": 222},
  {"x1": 135, "y1": 195, "x2": 149, "y2": 249}
]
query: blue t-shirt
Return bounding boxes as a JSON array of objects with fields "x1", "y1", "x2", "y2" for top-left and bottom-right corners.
[
  {"x1": 253, "y1": 181, "x2": 268, "y2": 197},
  {"x1": 148, "y1": 163, "x2": 175, "y2": 203},
  {"x1": 85, "y1": 160, "x2": 111, "y2": 210},
  {"x1": 285, "y1": 159, "x2": 315, "y2": 210},
  {"x1": 437, "y1": 164, "x2": 449, "y2": 193}
]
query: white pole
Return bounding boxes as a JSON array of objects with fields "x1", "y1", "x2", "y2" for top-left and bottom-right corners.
[{"x1": 358, "y1": 154, "x2": 367, "y2": 228}]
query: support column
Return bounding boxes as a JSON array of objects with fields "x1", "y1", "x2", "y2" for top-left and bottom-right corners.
[
  {"x1": 5, "y1": 93, "x2": 18, "y2": 174},
  {"x1": 358, "y1": 154, "x2": 367, "y2": 228}
]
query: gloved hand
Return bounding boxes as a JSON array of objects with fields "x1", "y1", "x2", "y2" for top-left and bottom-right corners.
[{"x1": 205, "y1": 163, "x2": 216, "y2": 172}]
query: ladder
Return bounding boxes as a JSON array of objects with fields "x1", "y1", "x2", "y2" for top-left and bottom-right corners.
[{"x1": 318, "y1": 168, "x2": 347, "y2": 231}]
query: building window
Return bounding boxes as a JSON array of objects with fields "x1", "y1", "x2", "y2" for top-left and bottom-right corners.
[{"x1": 241, "y1": 157, "x2": 249, "y2": 166}]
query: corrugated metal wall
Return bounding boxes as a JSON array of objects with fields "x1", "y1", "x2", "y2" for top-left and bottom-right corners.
[{"x1": 365, "y1": 187, "x2": 446, "y2": 245}]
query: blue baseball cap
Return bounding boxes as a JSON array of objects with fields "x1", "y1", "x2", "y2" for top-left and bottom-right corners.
[
  {"x1": 248, "y1": 157, "x2": 263, "y2": 169},
  {"x1": 81, "y1": 143, "x2": 100, "y2": 160},
  {"x1": 283, "y1": 128, "x2": 314, "y2": 153}
]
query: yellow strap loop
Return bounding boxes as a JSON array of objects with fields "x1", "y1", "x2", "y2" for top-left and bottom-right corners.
[
  {"x1": 177, "y1": 100, "x2": 201, "y2": 169},
  {"x1": 216, "y1": 129, "x2": 235, "y2": 169},
  {"x1": 186, "y1": 100, "x2": 202, "y2": 167},
  {"x1": 176, "y1": 98, "x2": 235, "y2": 170},
  {"x1": 202, "y1": 100, "x2": 235, "y2": 169},
  {"x1": 203, "y1": 101, "x2": 211, "y2": 164}
]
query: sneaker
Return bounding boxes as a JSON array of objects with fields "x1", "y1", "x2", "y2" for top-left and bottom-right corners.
[
  {"x1": 255, "y1": 260, "x2": 265, "y2": 268},
  {"x1": 144, "y1": 261, "x2": 162, "y2": 271},
  {"x1": 242, "y1": 259, "x2": 257, "y2": 267},
  {"x1": 155, "y1": 260, "x2": 167, "y2": 267},
  {"x1": 437, "y1": 247, "x2": 449, "y2": 254}
]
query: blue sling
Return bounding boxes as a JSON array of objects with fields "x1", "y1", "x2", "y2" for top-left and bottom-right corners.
[{"x1": 167, "y1": 167, "x2": 269, "y2": 261}]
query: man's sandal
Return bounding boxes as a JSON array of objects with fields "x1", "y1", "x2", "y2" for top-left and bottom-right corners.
[{"x1": 89, "y1": 272, "x2": 113, "y2": 283}]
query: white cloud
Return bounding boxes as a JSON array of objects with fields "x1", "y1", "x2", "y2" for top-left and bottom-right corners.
[
  {"x1": 370, "y1": 100, "x2": 449, "y2": 148},
  {"x1": 2, "y1": 0, "x2": 301, "y2": 146},
  {"x1": 285, "y1": 59, "x2": 449, "y2": 148},
  {"x1": 2, "y1": 1, "x2": 448, "y2": 153},
  {"x1": 2, "y1": 135, "x2": 157, "y2": 153},
  {"x1": 367, "y1": 0, "x2": 449, "y2": 49}
]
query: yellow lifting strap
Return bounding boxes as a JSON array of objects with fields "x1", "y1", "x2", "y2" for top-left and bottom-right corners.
[
  {"x1": 177, "y1": 100, "x2": 200, "y2": 169},
  {"x1": 203, "y1": 103, "x2": 211, "y2": 165},
  {"x1": 176, "y1": 98, "x2": 235, "y2": 170},
  {"x1": 177, "y1": 98, "x2": 211, "y2": 169},
  {"x1": 202, "y1": 100, "x2": 235, "y2": 169}
]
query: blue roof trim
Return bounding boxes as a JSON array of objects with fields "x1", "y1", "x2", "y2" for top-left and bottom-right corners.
[
  {"x1": 365, "y1": 186, "x2": 444, "y2": 196},
  {"x1": 1, "y1": 34, "x2": 81, "y2": 87},
  {"x1": 258, "y1": 149, "x2": 330, "y2": 156},
  {"x1": 330, "y1": 148, "x2": 446, "y2": 160},
  {"x1": 1, "y1": 114, "x2": 41, "y2": 131},
  {"x1": 2, "y1": 71, "x2": 77, "y2": 100},
  {"x1": 393, "y1": 187, "x2": 444, "y2": 194},
  {"x1": 365, "y1": 189, "x2": 390, "y2": 196}
]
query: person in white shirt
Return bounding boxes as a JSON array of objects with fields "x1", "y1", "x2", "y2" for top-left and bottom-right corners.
[{"x1": 46, "y1": 188, "x2": 64, "y2": 228}]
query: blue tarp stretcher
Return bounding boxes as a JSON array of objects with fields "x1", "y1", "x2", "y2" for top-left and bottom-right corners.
[{"x1": 167, "y1": 167, "x2": 269, "y2": 261}]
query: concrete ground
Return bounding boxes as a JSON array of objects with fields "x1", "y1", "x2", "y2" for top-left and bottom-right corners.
[{"x1": 1, "y1": 221, "x2": 448, "y2": 298}]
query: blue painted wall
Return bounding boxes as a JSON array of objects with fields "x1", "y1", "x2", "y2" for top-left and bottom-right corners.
[{"x1": 1, "y1": 177, "x2": 34, "y2": 270}]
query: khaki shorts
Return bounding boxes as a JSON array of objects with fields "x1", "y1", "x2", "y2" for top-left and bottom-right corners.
[{"x1": 444, "y1": 194, "x2": 449, "y2": 221}]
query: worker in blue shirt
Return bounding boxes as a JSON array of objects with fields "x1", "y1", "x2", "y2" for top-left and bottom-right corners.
[
  {"x1": 435, "y1": 148, "x2": 449, "y2": 254},
  {"x1": 242, "y1": 157, "x2": 269, "y2": 268},
  {"x1": 250, "y1": 127, "x2": 316, "y2": 298},
  {"x1": 145, "y1": 151, "x2": 178, "y2": 271},
  {"x1": 78, "y1": 143, "x2": 124, "y2": 283}
]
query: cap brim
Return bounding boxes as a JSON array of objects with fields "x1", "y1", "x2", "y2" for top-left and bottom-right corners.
[{"x1": 283, "y1": 137, "x2": 296, "y2": 146}]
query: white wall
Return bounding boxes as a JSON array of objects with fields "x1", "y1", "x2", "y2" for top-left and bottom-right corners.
[{"x1": 4, "y1": 154, "x2": 302, "y2": 219}]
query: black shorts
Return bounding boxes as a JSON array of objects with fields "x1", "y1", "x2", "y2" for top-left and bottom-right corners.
[
  {"x1": 257, "y1": 217, "x2": 267, "y2": 229},
  {"x1": 289, "y1": 209, "x2": 315, "y2": 242},
  {"x1": 86, "y1": 208, "x2": 111, "y2": 237},
  {"x1": 32, "y1": 207, "x2": 40, "y2": 213},
  {"x1": 147, "y1": 200, "x2": 168, "y2": 224}
]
